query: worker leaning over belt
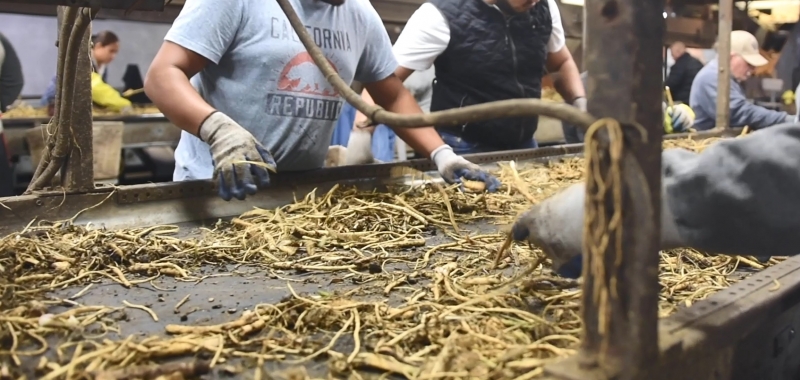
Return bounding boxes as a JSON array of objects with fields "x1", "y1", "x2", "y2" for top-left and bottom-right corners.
[
  {"x1": 41, "y1": 31, "x2": 132, "y2": 115},
  {"x1": 511, "y1": 121, "x2": 800, "y2": 278},
  {"x1": 0, "y1": 32, "x2": 24, "y2": 197},
  {"x1": 383, "y1": 0, "x2": 586, "y2": 153},
  {"x1": 690, "y1": 30, "x2": 794, "y2": 131},
  {"x1": 144, "y1": 0, "x2": 501, "y2": 201}
]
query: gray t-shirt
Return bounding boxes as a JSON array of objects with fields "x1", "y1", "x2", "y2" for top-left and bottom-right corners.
[{"x1": 166, "y1": 0, "x2": 397, "y2": 180}]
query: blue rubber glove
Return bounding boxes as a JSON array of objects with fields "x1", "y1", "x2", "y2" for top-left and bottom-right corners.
[
  {"x1": 431, "y1": 144, "x2": 501, "y2": 192},
  {"x1": 199, "y1": 111, "x2": 276, "y2": 201}
]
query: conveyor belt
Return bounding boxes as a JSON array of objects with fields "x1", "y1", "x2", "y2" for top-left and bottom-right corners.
[
  {"x1": 6, "y1": 128, "x2": 800, "y2": 380},
  {"x1": 1, "y1": 114, "x2": 167, "y2": 127},
  {"x1": 0, "y1": 128, "x2": 736, "y2": 233}
]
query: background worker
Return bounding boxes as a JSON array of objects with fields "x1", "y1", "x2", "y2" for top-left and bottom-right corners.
[
  {"x1": 560, "y1": 72, "x2": 695, "y2": 144},
  {"x1": 690, "y1": 30, "x2": 793, "y2": 130},
  {"x1": 510, "y1": 121, "x2": 800, "y2": 278},
  {"x1": 145, "y1": 0, "x2": 500, "y2": 201},
  {"x1": 41, "y1": 31, "x2": 132, "y2": 116},
  {"x1": 0, "y1": 32, "x2": 23, "y2": 197},
  {"x1": 383, "y1": 0, "x2": 586, "y2": 153},
  {"x1": 665, "y1": 41, "x2": 703, "y2": 105}
]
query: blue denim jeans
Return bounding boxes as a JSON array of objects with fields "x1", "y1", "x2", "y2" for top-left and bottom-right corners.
[{"x1": 438, "y1": 130, "x2": 538, "y2": 154}]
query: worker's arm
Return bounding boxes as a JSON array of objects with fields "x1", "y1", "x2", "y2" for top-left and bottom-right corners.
[
  {"x1": 729, "y1": 82, "x2": 792, "y2": 129},
  {"x1": 546, "y1": 47, "x2": 585, "y2": 104},
  {"x1": 144, "y1": 43, "x2": 214, "y2": 135},
  {"x1": 352, "y1": 1, "x2": 449, "y2": 130},
  {"x1": 91, "y1": 72, "x2": 132, "y2": 111},
  {"x1": 145, "y1": 0, "x2": 272, "y2": 201},
  {"x1": 364, "y1": 74, "x2": 442, "y2": 158},
  {"x1": 545, "y1": 1, "x2": 585, "y2": 106},
  {"x1": 355, "y1": 3, "x2": 499, "y2": 191},
  {"x1": 510, "y1": 123, "x2": 800, "y2": 278},
  {"x1": 364, "y1": 74, "x2": 498, "y2": 191}
]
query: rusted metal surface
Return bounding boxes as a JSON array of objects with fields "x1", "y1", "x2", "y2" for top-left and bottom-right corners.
[
  {"x1": 62, "y1": 21, "x2": 95, "y2": 192},
  {"x1": 545, "y1": 0, "x2": 665, "y2": 378},
  {"x1": 649, "y1": 254, "x2": 800, "y2": 380},
  {"x1": 716, "y1": 0, "x2": 733, "y2": 129}
]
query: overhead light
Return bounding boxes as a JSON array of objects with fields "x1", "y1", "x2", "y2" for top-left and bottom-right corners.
[{"x1": 663, "y1": 11, "x2": 668, "y2": 18}]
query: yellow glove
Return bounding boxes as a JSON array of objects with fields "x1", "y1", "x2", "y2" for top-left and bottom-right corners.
[
  {"x1": 91, "y1": 72, "x2": 132, "y2": 112},
  {"x1": 663, "y1": 103, "x2": 696, "y2": 134},
  {"x1": 782, "y1": 90, "x2": 795, "y2": 106}
]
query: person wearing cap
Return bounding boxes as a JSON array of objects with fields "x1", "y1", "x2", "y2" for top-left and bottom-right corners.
[
  {"x1": 690, "y1": 30, "x2": 793, "y2": 131},
  {"x1": 365, "y1": 0, "x2": 586, "y2": 153}
]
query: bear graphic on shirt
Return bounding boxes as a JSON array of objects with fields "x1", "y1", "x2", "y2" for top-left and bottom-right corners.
[{"x1": 267, "y1": 51, "x2": 343, "y2": 121}]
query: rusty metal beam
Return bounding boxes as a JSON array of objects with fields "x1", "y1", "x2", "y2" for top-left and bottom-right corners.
[
  {"x1": 716, "y1": 0, "x2": 733, "y2": 129},
  {"x1": 546, "y1": 0, "x2": 665, "y2": 377}
]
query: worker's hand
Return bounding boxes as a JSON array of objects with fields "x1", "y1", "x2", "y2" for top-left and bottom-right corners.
[
  {"x1": 571, "y1": 97, "x2": 587, "y2": 113},
  {"x1": 431, "y1": 145, "x2": 501, "y2": 192},
  {"x1": 345, "y1": 128, "x2": 376, "y2": 165},
  {"x1": 663, "y1": 102, "x2": 695, "y2": 133},
  {"x1": 120, "y1": 106, "x2": 135, "y2": 116},
  {"x1": 199, "y1": 112, "x2": 275, "y2": 201},
  {"x1": 325, "y1": 145, "x2": 348, "y2": 167},
  {"x1": 511, "y1": 152, "x2": 691, "y2": 279},
  {"x1": 511, "y1": 183, "x2": 586, "y2": 278}
]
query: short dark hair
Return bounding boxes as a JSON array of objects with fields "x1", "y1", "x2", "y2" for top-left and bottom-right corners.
[{"x1": 91, "y1": 30, "x2": 119, "y2": 47}]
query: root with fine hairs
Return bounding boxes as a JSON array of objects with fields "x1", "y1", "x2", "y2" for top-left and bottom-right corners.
[{"x1": 27, "y1": 7, "x2": 96, "y2": 192}]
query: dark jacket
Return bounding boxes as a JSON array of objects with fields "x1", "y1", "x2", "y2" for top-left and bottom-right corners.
[
  {"x1": 0, "y1": 33, "x2": 24, "y2": 112},
  {"x1": 666, "y1": 53, "x2": 703, "y2": 104},
  {"x1": 428, "y1": 0, "x2": 552, "y2": 149}
]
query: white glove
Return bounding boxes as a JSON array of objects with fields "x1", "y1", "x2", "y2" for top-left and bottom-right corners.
[
  {"x1": 325, "y1": 145, "x2": 348, "y2": 167},
  {"x1": 120, "y1": 106, "x2": 135, "y2": 115},
  {"x1": 345, "y1": 128, "x2": 376, "y2": 165},
  {"x1": 511, "y1": 182, "x2": 686, "y2": 278},
  {"x1": 431, "y1": 145, "x2": 500, "y2": 192},
  {"x1": 199, "y1": 111, "x2": 275, "y2": 201}
]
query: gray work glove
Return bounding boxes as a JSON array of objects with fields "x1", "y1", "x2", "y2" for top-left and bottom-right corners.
[
  {"x1": 510, "y1": 179, "x2": 686, "y2": 278},
  {"x1": 431, "y1": 145, "x2": 500, "y2": 192},
  {"x1": 120, "y1": 106, "x2": 135, "y2": 115},
  {"x1": 199, "y1": 111, "x2": 275, "y2": 201}
]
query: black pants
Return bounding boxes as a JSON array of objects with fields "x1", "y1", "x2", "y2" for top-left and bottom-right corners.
[{"x1": 0, "y1": 133, "x2": 14, "y2": 197}]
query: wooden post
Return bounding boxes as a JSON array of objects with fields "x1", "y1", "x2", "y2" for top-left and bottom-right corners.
[
  {"x1": 716, "y1": 0, "x2": 733, "y2": 129},
  {"x1": 553, "y1": 0, "x2": 665, "y2": 377},
  {"x1": 61, "y1": 13, "x2": 95, "y2": 192}
]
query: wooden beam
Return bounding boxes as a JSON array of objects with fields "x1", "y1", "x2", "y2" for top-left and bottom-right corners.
[
  {"x1": 0, "y1": 2, "x2": 183, "y2": 23},
  {"x1": 0, "y1": 0, "x2": 422, "y2": 24}
]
